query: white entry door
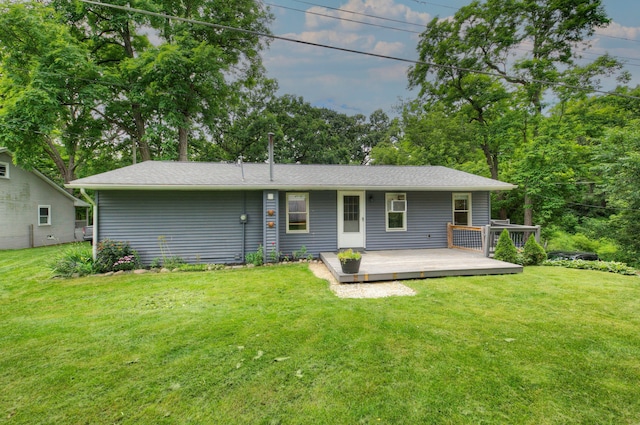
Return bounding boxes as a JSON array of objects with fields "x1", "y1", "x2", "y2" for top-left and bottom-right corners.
[{"x1": 338, "y1": 191, "x2": 365, "y2": 248}]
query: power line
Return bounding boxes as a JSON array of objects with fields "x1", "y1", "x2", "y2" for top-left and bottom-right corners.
[
  {"x1": 273, "y1": 0, "x2": 640, "y2": 67},
  {"x1": 290, "y1": 0, "x2": 426, "y2": 28},
  {"x1": 79, "y1": 0, "x2": 640, "y2": 101},
  {"x1": 407, "y1": 0, "x2": 640, "y2": 44},
  {"x1": 266, "y1": 2, "x2": 422, "y2": 34}
]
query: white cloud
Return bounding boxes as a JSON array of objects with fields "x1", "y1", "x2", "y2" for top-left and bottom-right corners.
[
  {"x1": 368, "y1": 63, "x2": 410, "y2": 82},
  {"x1": 596, "y1": 21, "x2": 640, "y2": 40},
  {"x1": 372, "y1": 41, "x2": 405, "y2": 56}
]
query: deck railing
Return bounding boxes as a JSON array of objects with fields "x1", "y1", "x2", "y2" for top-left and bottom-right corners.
[{"x1": 447, "y1": 221, "x2": 541, "y2": 257}]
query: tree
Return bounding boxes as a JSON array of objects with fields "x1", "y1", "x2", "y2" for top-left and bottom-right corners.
[
  {"x1": 494, "y1": 229, "x2": 518, "y2": 264},
  {"x1": 595, "y1": 121, "x2": 640, "y2": 257},
  {"x1": 0, "y1": 2, "x2": 106, "y2": 184},
  {"x1": 53, "y1": 0, "x2": 273, "y2": 162},
  {"x1": 371, "y1": 101, "x2": 486, "y2": 170},
  {"x1": 409, "y1": 0, "x2": 619, "y2": 225}
]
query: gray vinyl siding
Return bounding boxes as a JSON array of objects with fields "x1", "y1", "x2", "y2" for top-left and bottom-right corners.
[
  {"x1": 97, "y1": 190, "x2": 262, "y2": 264},
  {"x1": 0, "y1": 152, "x2": 79, "y2": 249},
  {"x1": 96, "y1": 188, "x2": 493, "y2": 264},
  {"x1": 471, "y1": 192, "x2": 490, "y2": 225},
  {"x1": 279, "y1": 191, "x2": 337, "y2": 258},
  {"x1": 263, "y1": 190, "x2": 279, "y2": 263},
  {"x1": 365, "y1": 191, "x2": 492, "y2": 251},
  {"x1": 366, "y1": 191, "x2": 450, "y2": 250}
]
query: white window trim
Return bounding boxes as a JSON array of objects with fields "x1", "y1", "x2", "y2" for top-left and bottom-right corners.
[
  {"x1": 0, "y1": 161, "x2": 8, "y2": 179},
  {"x1": 286, "y1": 192, "x2": 309, "y2": 234},
  {"x1": 452, "y1": 193, "x2": 472, "y2": 226},
  {"x1": 385, "y1": 192, "x2": 407, "y2": 232},
  {"x1": 38, "y1": 205, "x2": 51, "y2": 226}
]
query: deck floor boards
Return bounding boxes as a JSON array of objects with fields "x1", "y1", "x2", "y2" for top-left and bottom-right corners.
[{"x1": 320, "y1": 249, "x2": 522, "y2": 283}]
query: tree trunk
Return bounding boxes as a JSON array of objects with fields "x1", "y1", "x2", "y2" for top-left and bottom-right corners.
[
  {"x1": 178, "y1": 127, "x2": 188, "y2": 161},
  {"x1": 133, "y1": 104, "x2": 150, "y2": 161},
  {"x1": 44, "y1": 137, "x2": 73, "y2": 183},
  {"x1": 524, "y1": 192, "x2": 533, "y2": 226},
  {"x1": 122, "y1": 24, "x2": 151, "y2": 162}
]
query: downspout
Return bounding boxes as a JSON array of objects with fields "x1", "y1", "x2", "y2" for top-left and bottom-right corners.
[{"x1": 80, "y1": 188, "x2": 98, "y2": 260}]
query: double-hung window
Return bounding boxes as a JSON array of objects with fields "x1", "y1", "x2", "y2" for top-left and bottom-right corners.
[
  {"x1": 386, "y1": 193, "x2": 407, "y2": 231},
  {"x1": 0, "y1": 161, "x2": 8, "y2": 179},
  {"x1": 453, "y1": 193, "x2": 471, "y2": 225},
  {"x1": 38, "y1": 205, "x2": 51, "y2": 226},
  {"x1": 286, "y1": 193, "x2": 309, "y2": 233}
]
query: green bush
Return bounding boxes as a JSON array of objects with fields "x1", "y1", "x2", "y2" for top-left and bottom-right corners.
[
  {"x1": 50, "y1": 243, "x2": 94, "y2": 278},
  {"x1": 163, "y1": 256, "x2": 185, "y2": 269},
  {"x1": 494, "y1": 229, "x2": 518, "y2": 264},
  {"x1": 543, "y1": 259, "x2": 637, "y2": 276},
  {"x1": 245, "y1": 245, "x2": 263, "y2": 266},
  {"x1": 522, "y1": 235, "x2": 546, "y2": 266},
  {"x1": 95, "y1": 240, "x2": 141, "y2": 273}
]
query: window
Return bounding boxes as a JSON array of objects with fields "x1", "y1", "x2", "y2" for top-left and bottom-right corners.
[
  {"x1": 386, "y1": 193, "x2": 406, "y2": 231},
  {"x1": 453, "y1": 193, "x2": 471, "y2": 225},
  {"x1": 38, "y1": 205, "x2": 51, "y2": 226},
  {"x1": 0, "y1": 161, "x2": 8, "y2": 179},
  {"x1": 286, "y1": 193, "x2": 309, "y2": 233}
]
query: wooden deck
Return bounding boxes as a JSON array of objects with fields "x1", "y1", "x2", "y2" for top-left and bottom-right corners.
[{"x1": 320, "y1": 249, "x2": 522, "y2": 283}]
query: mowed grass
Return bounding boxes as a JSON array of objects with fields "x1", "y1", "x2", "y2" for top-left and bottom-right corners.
[{"x1": 1, "y1": 247, "x2": 640, "y2": 424}]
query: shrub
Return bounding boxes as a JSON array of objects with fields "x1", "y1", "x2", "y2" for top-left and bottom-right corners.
[
  {"x1": 543, "y1": 259, "x2": 637, "y2": 276},
  {"x1": 245, "y1": 245, "x2": 263, "y2": 266},
  {"x1": 95, "y1": 240, "x2": 140, "y2": 273},
  {"x1": 494, "y1": 229, "x2": 518, "y2": 264},
  {"x1": 163, "y1": 256, "x2": 185, "y2": 269},
  {"x1": 50, "y1": 243, "x2": 94, "y2": 278},
  {"x1": 522, "y1": 235, "x2": 547, "y2": 266}
]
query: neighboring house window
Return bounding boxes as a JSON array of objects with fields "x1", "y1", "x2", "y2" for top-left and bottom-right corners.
[
  {"x1": 386, "y1": 193, "x2": 407, "y2": 231},
  {"x1": 38, "y1": 205, "x2": 51, "y2": 226},
  {"x1": 0, "y1": 161, "x2": 8, "y2": 179},
  {"x1": 286, "y1": 193, "x2": 309, "y2": 233},
  {"x1": 453, "y1": 193, "x2": 472, "y2": 226}
]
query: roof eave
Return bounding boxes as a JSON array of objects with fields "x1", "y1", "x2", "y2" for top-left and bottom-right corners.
[{"x1": 65, "y1": 183, "x2": 518, "y2": 191}]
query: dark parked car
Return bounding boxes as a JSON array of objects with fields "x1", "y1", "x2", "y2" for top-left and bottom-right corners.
[
  {"x1": 82, "y1": 225, "x2": 93, "y2": 242},
  {"x1": 547, "y1": 251, "x2": 599, "y2": 261}
]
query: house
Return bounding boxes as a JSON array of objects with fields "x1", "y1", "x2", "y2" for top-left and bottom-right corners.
[
  {"x1": 66, "y1": 160, "x2": 517, "y2": 265},
  {"x1": 0, "y1": 148, "x2": 90, "y2": 249}
]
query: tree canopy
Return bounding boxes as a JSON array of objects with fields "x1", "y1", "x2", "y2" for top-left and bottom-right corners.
[{"x1": 1, "y1": 0, "x2": 640, "y2": 263}]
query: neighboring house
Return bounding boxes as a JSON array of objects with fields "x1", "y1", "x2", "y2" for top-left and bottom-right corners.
[
  {"x1": 0, "y1": 148, "x2": 90, "y2": 250},
  {"x1": 67, "y1": 160, "x2": 517, "y2": 265}
]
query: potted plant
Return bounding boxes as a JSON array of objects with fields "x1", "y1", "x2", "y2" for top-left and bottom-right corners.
[{"x1": 337, "y1": 248, "x2": 362, "y2": 274}]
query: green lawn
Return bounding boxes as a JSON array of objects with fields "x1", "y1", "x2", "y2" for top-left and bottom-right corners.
[{"x1": 1, "y1": 246, "x2": 639, "y2": 424}]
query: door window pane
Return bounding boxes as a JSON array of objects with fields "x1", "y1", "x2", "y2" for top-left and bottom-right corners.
[{"x1": 343, "y1": 195, "x2": 359, "y2": 233}]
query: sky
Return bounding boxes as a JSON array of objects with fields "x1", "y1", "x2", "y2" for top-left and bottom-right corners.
[{"x1": 261, "y1": 0, "x2": 640, "y2": 117}]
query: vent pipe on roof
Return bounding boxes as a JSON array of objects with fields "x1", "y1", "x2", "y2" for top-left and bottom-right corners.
[{"x1": 268, "y1": 132, "x2": 274, "y2": 182}]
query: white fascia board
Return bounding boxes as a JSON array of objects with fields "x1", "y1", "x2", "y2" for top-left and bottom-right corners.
[{"x1": 66, "y1": 183, "x2": 517, "y2": 191}]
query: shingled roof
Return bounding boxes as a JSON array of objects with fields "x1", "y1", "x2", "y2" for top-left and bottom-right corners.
[{"x1": 66, "y1": 161, "x2": 516, "y2": 191}]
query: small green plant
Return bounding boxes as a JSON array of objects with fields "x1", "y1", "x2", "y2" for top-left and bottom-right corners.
[
  {"x1": 292, "y1": 245, "x2": 308, "y2": 261},
  {"x1": 522, "y1": 234, "x2": 547, "y2": 266},
  {"x1": 337, "y1": 248, "x2": 361, "y2": 263},
  {"x1": 494, "y1": 229, "x2": 518, "y2": 264},
  {"x1": 543, "y1": 259, "x2": 637, "y2": 276},
  {"x1": 269, "y1": 245, "x2": 281, "y2": 263},
  {"x1": 245, "y1": 245, "x2": 264, "y2": 266},
  {"x1": 95, "y1": 240, "x2": 140, "y2": 273},
  {"x1": 163, "y1": 256, "x2": 186, "y2": 269},
  {"x1": 50, "y1": 243, "x2": 94, "y2": 278},
  {"x1": 177, "y1": 264, "x2": 207, "y2": 272}
]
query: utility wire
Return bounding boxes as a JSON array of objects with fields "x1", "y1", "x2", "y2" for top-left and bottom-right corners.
[
  {"x1": 79, "y1": 0, "x2": 640, "y2": 101},
  {"x1": 274, "y1": 0, "x2": 640, "y2": 66},
  {"x1": 266, "y1": 2, "x2": 422, "y2": 34},
  {"x1": 290, "y1": 0, "x2": 427, "y2": 28}
]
